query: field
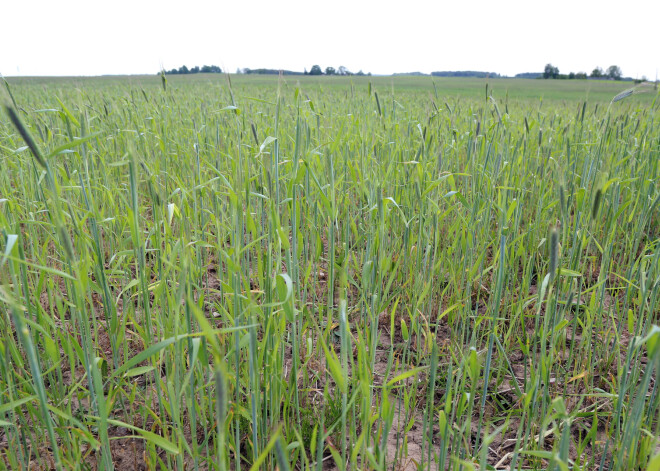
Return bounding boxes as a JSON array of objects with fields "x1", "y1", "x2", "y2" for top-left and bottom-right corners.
[{"x1": 0, "y1": 74, "x2": 659, "y2": 470}]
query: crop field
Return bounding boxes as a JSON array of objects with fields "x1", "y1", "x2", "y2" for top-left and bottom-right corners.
[{"x1": 0, "y1": 74, "x2": 659, "y2": 470}]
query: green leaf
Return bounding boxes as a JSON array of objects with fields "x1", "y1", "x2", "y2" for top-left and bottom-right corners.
[
  {"x1": 318, "y1": 337, "x2": 347, "y2": 394},
  {"x1": 44, "y1": 336, "x2": 59, "y2": 364},
  {"x1": 467, "y1": 347, "x2": 480, "y2": 382},
  {"x1": 643, "y1": 325, "x2": 660, "y2": 359},
  {"x1": 552, "y1": 396, "x2": 567, "y2": 416},
  {"x1": 46, "y1": 132, "x2": 103, "y2": 158},
  {"x1": 438, "y1": 410, "x2": 448, "y2": 440},
  {"x1": 422, "y1": 174, "x2": 453, "y2": 197},
  {"x1": 401, "y1": 318, "x2": 409, "y2": 341},
  {"x1": 56, "y1": 97, "x2": 80, "y2": 127},
  {"x1": 383, "y1": 197, "x2": 409, "y2": 227},
  {"x1": 106, "y1": 418, "x2": 179, "y2": 454},
  {"x1": 218, "y1": 105, "x2": 240, "y2": 114},
  {"x1": 259, "y1": 136, "x2": 277, "y2": 153},
  {"x1": 647, "y1": 452, "x2": 660, "y2": 471},
  {"x1": 386, "y1": 365, "x2": 429, "y2": 388},
  {"x1": 276, "y1": 273, "x2": 293, "y2": 304},
  {"x1": 520, "y1": 450, "x2": 553, "y2": 459},
  {"x1": 559, "y1": 268, "x2": 582, "y2": 277},
  {"x1": 0, "y1": 395, "x2": 37, "y2": 415},
  {"x1": 553, "y1": 319, "x2": 569, "y2": 333},
  {"x1": 4, "y1": 254, "x2": 77, "y2": 280},
  {"x1": 115, "y1": 279, "x2": 140, "y2": 303},
  {"x1": 167, "y1": 203, "x2": 178, "y2": 225},
  {"x1": 627, "y1": 309, "x2": 634, "y2": 333},
  {"x1": 123, "y1": 366, "x2": 155, "y2": 378},
  {"x1": 1, "y1": 234, "x2": 18, "y2": 268},
  {"x1": 109, "y1": 336, "x2": 182, "y2": 381},
  {"x1": 277, "y1": 227, "x2": 290, "y2": 249},
  {"x1": 248, "y1": 427, "x2": 281, "y2": 471}
]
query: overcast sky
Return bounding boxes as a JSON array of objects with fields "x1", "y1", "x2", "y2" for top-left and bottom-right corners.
[{"x1": 2, "y1": 0, "x2": 658, "y2": 79}]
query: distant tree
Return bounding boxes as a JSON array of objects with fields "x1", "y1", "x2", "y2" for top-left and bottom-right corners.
[
  {"x1": 337, "y1": 66, "x2": 351, "y2": 76},
  {"x1": 163, "y1": 64, "x2": 222, "y2": 75},
  {"x1": 591, "y1": 67, "x2": 604, "y2": 78},
  {"x1": 606, "y1": 65, "x2": 622, "y2": 80},
  {"x1": 304, "y1": 68, "x2": 308, "y2": 75},
  {"x1": 568, "y1": 72, "x2": 575, "y2": 79},
  {"x1": 309, "y1": 65, "x2": 323, "y2": 75},
  {"x1": 515, "y1": 72, "x2": 542, "y2": 79},
  {"x1": 241, "y1": 68, "x2": 304, "y2": 76},
  {"x1": 432, "y1": 70, "x2": 500, "y2": 78},
  {"x1": 200, "y1": 65, "x2": 222, "y2": 73},
  {"x1": 356, "y1": 70, "x2": 365, "y2": 76},
  {"x1": 543, "y1": 63, "x2": 559, "y2": 79},
  {"x1": 325, "y1": 66, "x2": 336, "y2": 75},
  {"x1": 575, "y1": 72, "x2": 587, "y2": 79}
]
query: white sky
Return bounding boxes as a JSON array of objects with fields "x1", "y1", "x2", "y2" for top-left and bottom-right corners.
[{"x1": 2, "y1": 0, "x2": 658, "y2": 79}]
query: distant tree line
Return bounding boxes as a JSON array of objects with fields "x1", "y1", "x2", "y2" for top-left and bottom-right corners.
[
  {"x1": 232, "y1": 66, "x2": 370, "y2": 76},
  {"x1": 304, "y1": 65, "x2": 370, "y2": 76},
  {"x1": 160, "y1": 64, "x2": 646, "y2": 82},
  {"x1": 535, "y1": 63, "x2": 629, "y2": 81},
  {"x1": 390, "y1": 71, "x2": 502, "y2": 78},
  {"x1": 515, "y1": 72, "x2": 543, "y2": 79},
  {"x1": 431, "y1": 71, "x2": 501, "y2": 78},
  {"x1": 164, "y1": 65, "x2": 222, "y2": 75},
  {"x1": 392, "y1": 72, "x2": 427, "y2": 76},
  {"x1": 239, "y1": 68, "x2": 305, "y2": 75}
]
